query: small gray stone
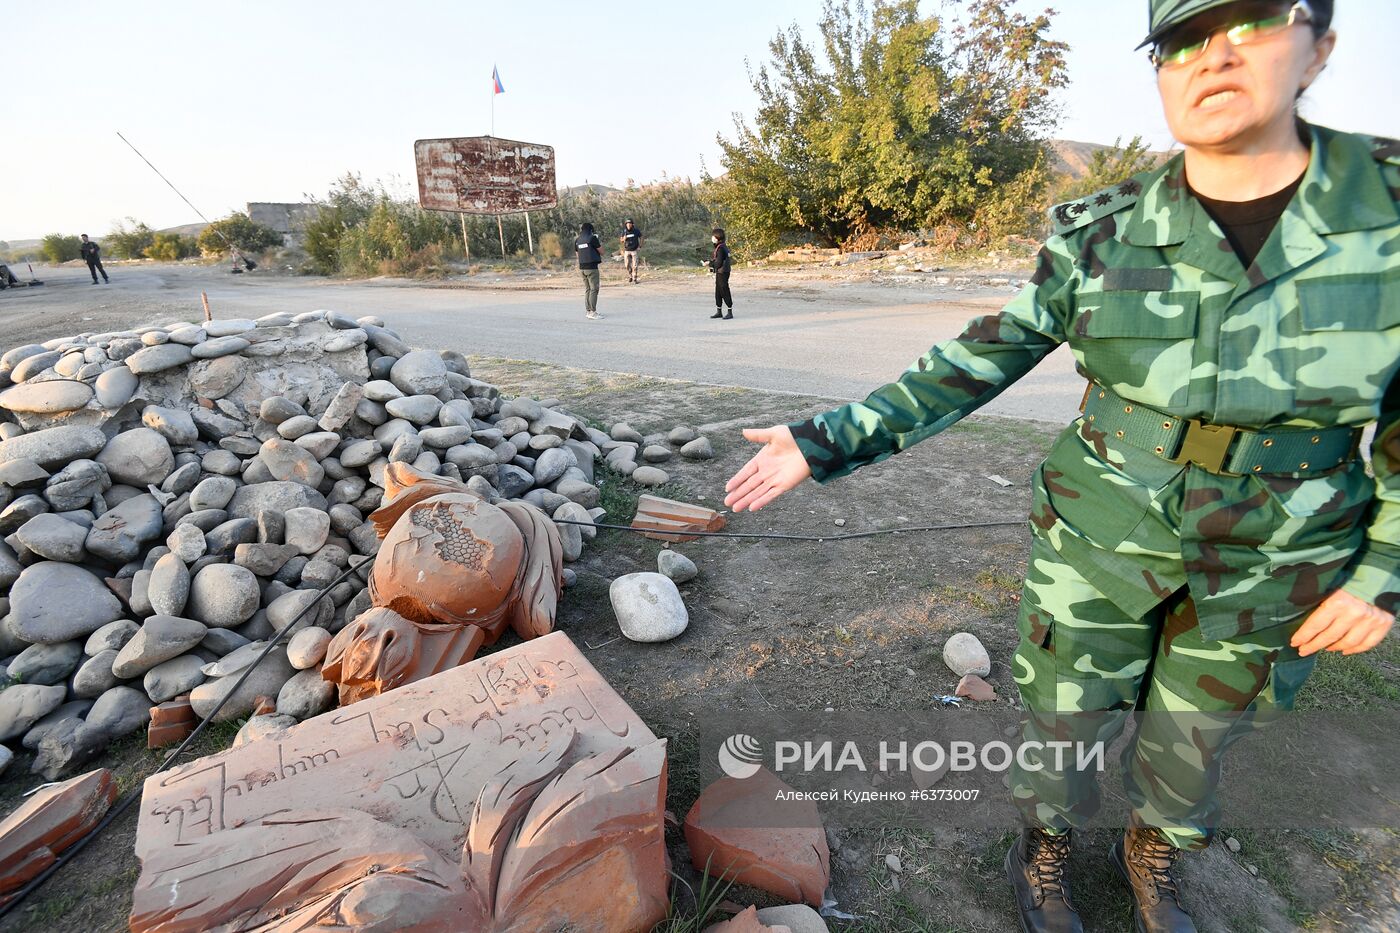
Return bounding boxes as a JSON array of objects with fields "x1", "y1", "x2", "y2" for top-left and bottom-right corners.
[
  {"x1": 234, "y1": 542, "x2": 300, "y2": 577},
  {"x1": 86, "y1": 493, "x2": 163, "y2": 562},
  {"x1": 45, "y1": 460, "x2": 111, "y2": 512},
  {"x1": 9, "y1": 562, "x2": 124, "y2": 643},
  {"x1": 201, "y1": 627, "x2": 249, "y2": 655},
  {"x1": 419, "y1": 425, "x2": 473, "y2": 449},
  {"x1": 16, "y1": 513, "x2": 89, "y2": 562},
  {"x1": 161, "y1": 461, "x2": 201, "y2": 496},
  {"x1": 112, "y1": 615, "x2": 207, "y2": 678},
  {"x1": 286, "y1": 626, "x2": 332, "y2": 669},
  {"x1": 142, "y1": 406, "x2": 199, "y2": 445},
  {"x1": 190, "y1": 476, "x2": 238, "y2": 511},
  {"x1": 610, "y1": 572, "x2": 689, "y2": 642},
  {"x1": 942, "y1": 632, "x2": 991, "y2": 678},
  {"x1": 187, "y1": 564, "x2": 261, "y2": 628},
  {"x1": 0, "y1": 683, "x2": 67, "y2": 741},
  {"x1": 0, "y1": 425, "x2": 108, "y2": 469},
  {"x1": 143, "y1": 654, "x2": 208, "y2": 703},
  {"x1": 21, "y1": 700, "x2": 95, "y2": 752},
  {"x1": 190, "y1": 647, "x2": 296, "y2": 722},
  {"x1": 266, "y1": 588, "x2": 334, "y2": 635},
  {"x1": 533, "y1": 447, "x2": 577, "y2": 486},
  {"x1": 0, "y1": 379, "x2": 94, "y2": 414},
  {"x1": 340, "y1": 439, "x2": 381, "y2": 469},
  {"x1": 362, "y1": 380, "x2": 403, "y2": 403},
  {"x1": 294, "y1": 431, "x2": 341, "y2": 460},
  {"x1": 71, "y1": 649, "x2": 122, "y2": 698},
  {"x1": 284, "y1": 507, "x2": 331, "y2": 555},
  {"x1": 193, "y1": 409, "x2": 246, "y2": 440},
  {"x1": 631, "y1": 466, "x2": 669, "y2": 487},
  {"x1": 260, "y1": 396, "x2": 306, "y2": 424},
  {"x1": 94, "y1": 366, "x2": 140, "y2": 408},
  {"x1": 496, "y1": 464, "x2": 534, "y2": 499},
  {"x1": 188, "y1": 355, "x2": 247, "y2": 399},
  {"x1": 32, "y1": 719, "x2": 109, "y2": 780},
  {"x1": 85, "y1": 618, "x2": 140, "y2": 655},
  {"x1": 668, "y1": 425, "x2": 698, "y2": 445},
  {"x1": 9, "y1": 349, "x2": 63, "y2": 381},
  {"x1": 642, "y1": 444, "x2": 673, "y2": 463},
  {"x1": 276, "y1": 414, "x2": 319, "y2": 440},
  {"x1": 86, "y1": 685, "x2": 154, "y2": 739},
  {"x1": 148, "y1": 552, "x2": 191, "y2": 617},
  {"x1": 97, "y1": 428, "x2": 174, "y2": 486},
  {"x1": 125, "y1": 343, "x2": 195, "y2": 374},
  {"x1": 0, "y1": 495, "x2": 48, "y2": 535},
  {"x1": 8, "y1": 640, "x2": 84, "y2": 685},
  {"x1": 555, "y1": 478, "x2": 602, "y2": 507},
  {"x1": 201, "y1": 449, "x2": 243, "y2": 476},
  {"x1": 259, "y1": 438, "x2": 325, "y2": 488},
  {"x1": 277, "y1": 668, "x2": 336, "y2": 719},
  {"x1": 190, "y1": 335, "x2": 251, "y2": 359},
  {"x1": 657, "y1": 550, "x2": 698, "y2": 583},
  {"x1": 389, "y1": 350, "x2": 449, "y2": 396},
  {"x1": 681, "y1": 436, "x2": 715, "y2": 460},
  {"x1": 204, "y1": 318, "x2": 256, "y2": 337},
  {"x1": 386, "y1": 394, "x2": 442, "y2": 425},
  {"x1": 609, "y1": 422, "x2": 645, "y2": 443},
  {"x1": 318, "y1": 381, "x2": 365, "y2": 433}
]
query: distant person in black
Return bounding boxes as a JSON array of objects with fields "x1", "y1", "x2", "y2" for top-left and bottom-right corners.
[
  {"x1": 705, "y1": 227, "x2": 732, "y2": 320},
  {"x1": 620, "y1": 219, "x2": 643, "y2": 283},
  {"x1": 79, "y1": 234, "x2": 108, "y2": 284},
  {"x1": 575, "y1": 222, "x2": 604, "y2": 320}
]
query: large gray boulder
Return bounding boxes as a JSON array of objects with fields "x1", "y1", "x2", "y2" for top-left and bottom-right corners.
[
  {"x1": 388, "y1": 350, "x2": 448, "y2": 396},
  {"x1": 0, "y1": 425, "x2": 107, "y2": 468},
  {"x1": 0, "y1": 683, "x2": 67, "y2": 741},
  {"x1": 609, "y1": 572, "x2": 689, "y2": 643},
  {"x1": 97, "y1": 428, "x2": 175, "y2": 486},
  {"x1": 85, "y1": 493, "x2": 163, "y2": 563},
  {"x1": 189, "y1": 646, "x2": 297, "y2": 722},
  {"x1": 227, "y1": 482, "x2": 327, "y2": 520},
  {"x1": 111, "y1": 615, "x2": 207, "y2": 678},
  {"x1": 186, "y1": 564, "x2": 261, "y2": 628},
  {"x1": 8, "y1": 562, "x2": 124, "y2": 643}
]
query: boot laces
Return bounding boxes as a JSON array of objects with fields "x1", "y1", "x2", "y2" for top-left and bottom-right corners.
[
  {"x1": 1132, "y1": 831, "x2": 1182, "y2": 902},
  {"x1": 1029, "y1": 830, "x2": 1072, "y2": 900}
]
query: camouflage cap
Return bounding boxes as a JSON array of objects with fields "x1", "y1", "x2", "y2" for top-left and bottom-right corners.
[{"x1": 1138, "y1": 0, "x2": 1325, "y2": 49}]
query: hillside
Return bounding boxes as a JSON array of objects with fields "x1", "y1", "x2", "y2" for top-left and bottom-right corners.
[{"x1": 1048, "y1": 138, "x2": 1175, "y2": 179}]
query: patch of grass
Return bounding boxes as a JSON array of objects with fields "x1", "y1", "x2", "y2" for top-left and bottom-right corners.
[
  {"x1": 1295, "y1": 638, "x2": 1400, "y2": 710},
  {"x1": 653, "y1": 855, "x2": 738, "y2": 933},
  {"x1": 21, "y1": 891, "x2": 80, "y2": 926}
]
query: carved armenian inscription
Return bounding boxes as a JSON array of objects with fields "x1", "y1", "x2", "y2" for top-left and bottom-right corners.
[{"x1": 135, "y1": 632, "x2": 650, "y2": 862}]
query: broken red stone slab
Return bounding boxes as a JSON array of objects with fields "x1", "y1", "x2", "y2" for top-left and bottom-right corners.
[
  {"x1": 0, "y1": 768, "x2": 117, "y2": 904},
  {"x1": 132, "y1": 632, "x2": 668, "y2": 932},
  {"x1": 955, "y1": 673, "x2": 997, "y2": 702},
  {"x1": 147, "y1": 697, "x2": 198, "y2": 749},
  {"x1": 321, "y1": 606, "x2": 488, "y2": 706},
  {"x1": 631, "y1": 494, "x2": 727, "y2": 542},
  {"x1": 684, "y1": 769, "x2": 830, "y2": 907}
]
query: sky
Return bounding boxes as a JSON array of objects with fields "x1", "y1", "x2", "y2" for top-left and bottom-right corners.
[{"x1": 2, "y1": 0, "x2": 1397, "y2": 242}]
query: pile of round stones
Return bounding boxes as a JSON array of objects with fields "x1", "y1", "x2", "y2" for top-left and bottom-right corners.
[{"x1": 0, "y1": 309, "x2": 663, "y2": 781}]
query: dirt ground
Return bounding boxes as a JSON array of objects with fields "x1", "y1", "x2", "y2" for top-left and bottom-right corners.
[{"x1": 0, "y1": 283, "x2": 1397, "y2": 930}]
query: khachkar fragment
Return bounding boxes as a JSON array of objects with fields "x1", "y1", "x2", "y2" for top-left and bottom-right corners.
[
  {"x1": 130, "y1": 632, "x2": 669, "y2": 932},
  {"x1": 321, "y1": 463, "x2": 563, "y2": 704},
  {"x1": 0, "y1": 768, "x2": 117, "y2": 906}
]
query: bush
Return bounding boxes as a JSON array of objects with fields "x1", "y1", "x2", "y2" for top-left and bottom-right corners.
[
  {"x1": 106, "y1": 219, "x2": 157, "y2": 259},
  {"x1": 197, "y1": 212, "x2": 283, "y2": 256},
  {"x1": 41, "y1": 234, "x2": 81, "y2": 263},
  {"x1": 143, "y1": 232, "x2": 199, "y2": 261}
]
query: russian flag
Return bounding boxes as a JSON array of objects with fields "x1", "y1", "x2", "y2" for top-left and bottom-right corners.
[{"x1": 492, "y1": 66, "x2": 505, "y2": 95}]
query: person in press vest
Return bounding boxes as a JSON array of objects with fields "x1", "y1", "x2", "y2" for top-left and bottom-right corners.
[
  {"x1": 620, "y1": 219, "x2": 643, "y2": 284},
  {"x1": 575, "y1": 222, "x2": 604, "y2": 320}
]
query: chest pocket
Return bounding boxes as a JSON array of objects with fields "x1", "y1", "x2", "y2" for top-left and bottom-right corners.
[
  {"x1": 1071, "y1": 291, "x2": 1199, "y2": 401},
  {"x1": 1292, "y1": 271, "x2": 1400, "y2": 411}
]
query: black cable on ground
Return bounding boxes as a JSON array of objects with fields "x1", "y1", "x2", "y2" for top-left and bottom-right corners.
[
  {"x1": 0, "y1": 555, "x2": 376, "y2": 921},
  {"x1": 555, "y1": 517, "x2": 1027, "y2": 540}
]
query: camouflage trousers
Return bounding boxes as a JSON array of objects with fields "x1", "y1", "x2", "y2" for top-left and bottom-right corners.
[{"x1": 1009, "y1": 532, "x2": 1317, "y2": 850}]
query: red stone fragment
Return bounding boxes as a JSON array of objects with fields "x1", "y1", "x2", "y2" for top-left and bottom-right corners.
[
  {"x1": 684, "y1": 769, "x2": 830, "y2": 907},
  {"x1": 0, "y1": 769, "x2": 116, "y2": 904},
  {"x1": 955, "y1": 673, "x2": 997, "y2": 702},
  {"x1": 704, "y1": 904, "x2": 788, "y2": 932},
  {"x1": 631, "y1": 494, "x2": 727, "y2": 543},
  {"x1": 147, "y1": 697, "x2": 198, "y2": 749}
]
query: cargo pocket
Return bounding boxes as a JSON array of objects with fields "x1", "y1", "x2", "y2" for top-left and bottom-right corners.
[
  {"x1": 1256, "y1": 655, "x2": 1317, "y2": 712},
  {"x1": 1291, "y1": 272, "x2": 1400, "y2": 411}
]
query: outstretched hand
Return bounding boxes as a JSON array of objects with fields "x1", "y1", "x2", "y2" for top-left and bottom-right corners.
[
  {"x1": 723, "y1": 425, "x2": 812, "y2": 512},
  {"x1": 1291, "y1": 589, "x2": 1394, "y2": 656}
]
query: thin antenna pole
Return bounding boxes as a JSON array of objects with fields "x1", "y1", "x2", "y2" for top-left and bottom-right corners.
[{"x1": 115, "y1": 131, "x2": 244, "y2": 262}]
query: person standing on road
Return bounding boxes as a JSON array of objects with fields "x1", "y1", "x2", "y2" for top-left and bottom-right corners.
[
  {"x1": 706, "y1": 227, "x2": 733, "y2": 320},
  {"x1": 575, "y1": 222, "x2": 604, "y2": 320},
  {"x1": 724, "y1": 2, "x2": 1397, "y2": 931},
  {"x1": 620, "y1": 219, "x2": 643, "y2": 283},
  {"x1": 79, "y1": 234, "x2": 108, "y2": 285}
]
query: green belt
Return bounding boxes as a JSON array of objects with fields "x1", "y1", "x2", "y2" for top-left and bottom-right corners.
[{"x1": 1079, "y1": 384, "x2": 1360, "y2": 477}]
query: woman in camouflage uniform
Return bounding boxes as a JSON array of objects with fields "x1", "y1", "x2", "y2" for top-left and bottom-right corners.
[{"x1": 724, "y1": 2, "x2": 1396, "y2": 930}]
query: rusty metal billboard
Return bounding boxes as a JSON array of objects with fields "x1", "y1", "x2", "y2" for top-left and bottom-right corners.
[{"x1": 414, "y1": 136, "x2": 557, "y2": 215}]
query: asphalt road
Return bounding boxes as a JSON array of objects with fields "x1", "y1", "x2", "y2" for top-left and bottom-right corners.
[{"x1": 1, "y1": 262, "x2": 1083, "y2": 423}]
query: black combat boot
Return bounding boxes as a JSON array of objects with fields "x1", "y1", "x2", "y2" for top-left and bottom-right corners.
[
  {"x1": 1005, "y1": 828, "x2": 1082, "y2": 933},
  {"x1": 1109, "y1": 827, "x2": 1197, "y2": 932},
  {"x1": 723, "y1": 307, "x2": 733, "y2": 319},
  {"x1": 710, "y1": 308, "x2": 724, "y2": 319}
]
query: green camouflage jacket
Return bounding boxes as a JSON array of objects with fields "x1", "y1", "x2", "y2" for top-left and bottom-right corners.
[{"x1": 790, "y1": 124, "x2": 1400, "y2": 640}]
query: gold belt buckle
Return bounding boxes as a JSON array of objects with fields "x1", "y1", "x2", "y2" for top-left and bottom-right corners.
[{"x1": 1169, "y1": 419, "x2": 1238, "y2": 473}]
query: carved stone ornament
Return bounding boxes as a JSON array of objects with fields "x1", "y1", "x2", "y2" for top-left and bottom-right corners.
[{"x1": 131, "y1": 632, "x2": 669, "y2": 932}]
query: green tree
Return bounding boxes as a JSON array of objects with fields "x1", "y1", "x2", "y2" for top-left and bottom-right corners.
[
  {"x1": 302, "y1": 174, "x2": 379, "y2": 274},
  {"x1": 143, "y1": 232, "x2": 198, "y2": 261},
  {"x1": 1057, "y1": 136, "x2": 1162, "y2": 202},
  {"x1": 106, "y1": 219, "x2": 157, "y2": 259},
  {"x1": 40, "y1": 234, "x2": 81, "y2": 263},
  {"x1": 197, "y1": 212, "x2": 283, "y2": 256},
  {"x1": 711, "y1": 0, "x2": 1067, "y2": 254}
]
